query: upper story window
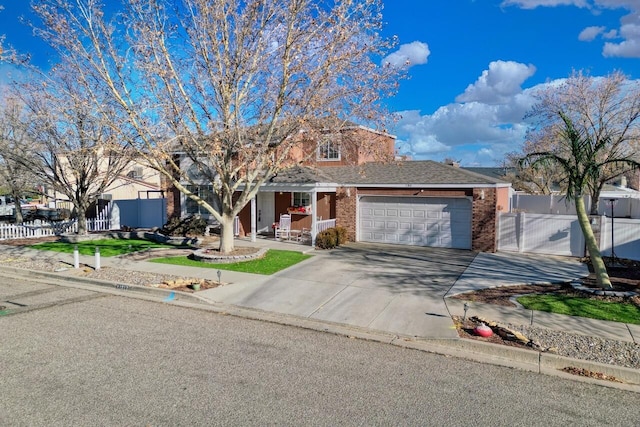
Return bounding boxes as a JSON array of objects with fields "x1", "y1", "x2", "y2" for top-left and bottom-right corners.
[
  {"x1": 317, "y1": 138, "x2": 341, "y2": 161},
  {"x1": 185, "y1": 184, "x2": 218, "y2": 215},
  {"x1": 127, "y1": 166, "x2": 144, "y2": 179}
]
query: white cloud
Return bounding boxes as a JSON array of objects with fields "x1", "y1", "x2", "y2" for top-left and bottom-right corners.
[
  {"x1": 455, "y1": 60, "x2": 536, "y2": 104},
  {"x1": 501, "y1": 0, "x2": 589, "y2": 9},
  {"x1": 382, "y1": 41, "x2": 430, "y2": 68},
  {"x1": 579, "y1": 25, "x2": 606, "y2": 40},
  {"x1": 603, "y1": 37, "x2": 640, "y2": 56},
  {"x1": 393, "y1": 61, "x2": 545, "y2": 165},
  {"x1": 506, "y1": 0, "x2": 640, "y2": 58},
  {"x1": 603, "y1": 17, "x2": 640, "y2": 57}
]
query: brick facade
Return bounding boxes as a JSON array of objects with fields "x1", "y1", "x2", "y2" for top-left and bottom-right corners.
[
  {"x1": 335, "y1": 187, "x2": 357, "y2": 241},
  {"x1": 335, "y1": 186, "x2": 499, "y2": 252},
  {"x1": 471, "y1": 188, "x2": 498, "y2": 252},
  {"x1": 161, "y1": 174, "x2": 182, "y2": 220}
]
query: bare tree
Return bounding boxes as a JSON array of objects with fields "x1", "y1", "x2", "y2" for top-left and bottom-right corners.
[
  {"x1": 0, "y1": 93, "x2": 40, "y2": 223},
  {"x1": 30, "y1": 0, "x2": 403, "y2": 252},
  {"x1": 524, "y1": 70, "x2": 640, "y2": 213},
  {"x1": 15, "y1": 64, "x2": 134, "y2": 234},
  {"x1": 505, "y1": 127, "x2": 566, "y2": 195},
  {"x1": 521, "y1": 70, "x2": 640, "y2": 289}
]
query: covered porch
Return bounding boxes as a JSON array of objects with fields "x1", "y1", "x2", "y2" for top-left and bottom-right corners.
[{"x1": 237, "y1": 183, "x2": 338, "y2": 246}]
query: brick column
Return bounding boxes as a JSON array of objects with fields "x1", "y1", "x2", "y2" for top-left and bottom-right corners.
[
  {"x1": 335, "y1": 187, "x2": 357, "y2": 242},
  {"x1": 472, "y1": 188, "x2": 497, "y2": 252}
]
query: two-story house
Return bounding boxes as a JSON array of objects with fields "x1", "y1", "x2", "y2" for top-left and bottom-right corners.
[{"x1": 168, "y1": 124, "x2": 511, "y2": 252}]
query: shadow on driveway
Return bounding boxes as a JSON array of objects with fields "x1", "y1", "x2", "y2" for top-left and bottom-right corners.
[{"x1": 277, "y1": 242, "x2": 478, "y2": 297}]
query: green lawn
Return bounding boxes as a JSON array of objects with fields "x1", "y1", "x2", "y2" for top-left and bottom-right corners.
[
  {"x1": 516, "y1": 294, "x2": 640, "y2": 325},
  {"x1": 30, "y1": 239, "x2": 174, "y2": 257},
  {"x1": 150, "y1": 249, "x2": 311, "y2": 275}
]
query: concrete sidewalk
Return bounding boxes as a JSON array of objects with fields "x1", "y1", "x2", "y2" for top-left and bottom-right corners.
[{"x1": 444, "y1": 251, "x2": 638, "y2": 344}]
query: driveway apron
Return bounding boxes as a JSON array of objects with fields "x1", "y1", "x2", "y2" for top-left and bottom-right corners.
[{"x1": 201, "y1": 243, "x2": 477, "y2": 339}]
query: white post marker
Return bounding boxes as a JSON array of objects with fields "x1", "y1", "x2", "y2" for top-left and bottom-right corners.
[
  {"x1": 74, "y1": 245, "x2": 80, "y2": 269},
  {"x1": 95, "y1": 247, "x2": 101, "y2": 270}
]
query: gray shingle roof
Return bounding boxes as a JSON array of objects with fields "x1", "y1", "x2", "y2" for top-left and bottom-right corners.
[
  {"x1": 269, "y1": 165, "x2": 334, "y2": 184},
  {"x1": 271, "y1": 161, "x2": 507, "y2": 186},
  {"x1": 462, "y1": 167, "x2": 514, "y2": 180}
]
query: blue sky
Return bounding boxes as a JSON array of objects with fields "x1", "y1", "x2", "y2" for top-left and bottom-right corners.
[{"x1": 2, "y1": 0, "x2": 639, "y2": 166}]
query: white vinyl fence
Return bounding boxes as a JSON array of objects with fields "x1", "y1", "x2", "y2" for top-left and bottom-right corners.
[
  {"x1": 511, "y1": 193, "x2": 640, "y2": 218},
  {"x1": 600, "y1": 217, "x2": 640, "y2": 261},
  {"x1": 0, "y1": 202, "x2": 116, "y2": 241},
  {"x1": 112, "y1": 198, "x2": 166, "y2": 229},
  {"x1": 498, "y1": 212, "x2": 640, "y2": 261},
  {"x1": 0, "y1": 220, "x2": 76, "y2": 240}
]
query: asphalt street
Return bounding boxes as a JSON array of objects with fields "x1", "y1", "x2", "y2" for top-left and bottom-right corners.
[{"x1": 1, "y1": 278, "x2": 639, "y2": 426}]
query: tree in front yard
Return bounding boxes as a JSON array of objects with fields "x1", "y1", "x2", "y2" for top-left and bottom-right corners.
[
  {"x1": 519, "y1": 70, "x2": 640, "y2": 288},
  {"x1": 0, "y1": 93, "x2": 40, "y2": 223},
  {"x1": 520, "y1": 112, "x2": 639, "y2": 288},
  {"x1": 28, "y1": 0, "x2": 403, "y2": 253},
  {"x1": 522, "y1": 70, "x2": 640, "y2": 212},
  {"x1": 10, "y1": 65, "x2": 134, "y2": 234}
]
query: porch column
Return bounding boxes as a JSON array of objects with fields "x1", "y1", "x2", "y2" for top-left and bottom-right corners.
[
  {"x1": 250, "y1": 196, "x2": 257, "y2": 242},
  {"x1": 311, "y1": 190, "x2": 318, "y2": 246}
]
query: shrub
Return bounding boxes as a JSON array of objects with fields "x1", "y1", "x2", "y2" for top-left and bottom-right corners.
[
  {"x1": 334, "y1": 226, "x2": 348, "y2": 245},
  {"x1": 315, "y1": 227, "x2": 345, "y2": 249},
  {"x1": 161, "y1": 216, "x2": 208, "y2": 236},
  {"x1": 315, "y1": 228, "x2": 338, "y2": 249}
]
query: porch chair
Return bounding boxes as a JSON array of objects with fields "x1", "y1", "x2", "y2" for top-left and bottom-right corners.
[
  {"x1": 300, "y1": 227, "x2": 312, "y2": 243},
  {"x1": 275, "y1": 214, "x2": 291, "y2": 240}
]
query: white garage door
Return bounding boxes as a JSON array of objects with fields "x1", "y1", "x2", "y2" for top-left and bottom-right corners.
[{"x1": 359, "y1": 196, "x2": 472, "y2": 249}]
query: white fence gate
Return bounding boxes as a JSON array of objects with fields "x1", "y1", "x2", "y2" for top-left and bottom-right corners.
[
  {"x1": 112, "y1": 198, "x2": 166, "y2": 229},
  {"x1": 498, "y1": 212, "x2": 640, "y2": 261},
  {"x1": 498, "y1": 212, "x2": 586, "y2": 257}
]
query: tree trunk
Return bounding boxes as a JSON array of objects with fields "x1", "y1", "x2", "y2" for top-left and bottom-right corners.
[
  {"x1": 76, "y1": 200, "x2": 89, "y2": 235},
  {"x1": 575, "y1": 196, "x2": 611, "y2": 288},
  {"x1": 11, "y1": 190, "x2": 23, "y2": 223},
  {"x1": 218, "y1": 214, "x2": 236, "y2": 254},
  {"x1": 589, "y1": 188, "x2": 601, "y2": 216}
]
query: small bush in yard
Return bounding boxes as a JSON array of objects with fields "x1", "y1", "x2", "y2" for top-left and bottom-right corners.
[
  {"x1": 315, "y1": 228, "x2": 339, "y2": 249},
  {"x1": 161, "y1": 216, "x2": 208, "y2": 236},
  {"x1": 334, "y1": 226, "x2": 348, "y2": 245}
]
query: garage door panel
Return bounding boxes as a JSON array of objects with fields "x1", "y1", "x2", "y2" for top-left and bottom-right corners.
[
  {"x1": 398, "y1": 233, "x2": 411, "y2": 243},
  {"x1": 411, "y1": 223, "x2": 425, "y2": 232},
  {"x1": 359, "y1": 196, "x2": 471, "y2": 249}
]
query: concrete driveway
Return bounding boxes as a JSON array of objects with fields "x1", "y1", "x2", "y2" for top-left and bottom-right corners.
[{"x1": 200, "y1": 243, "x2": 477, "y2": 339}]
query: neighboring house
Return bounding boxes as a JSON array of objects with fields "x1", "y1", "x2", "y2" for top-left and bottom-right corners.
[
  {"x1": 168, "y1": 126, "x2": 511, "y2": 252},
  {"x1": 462, "y1": 167, "x2": 513, "y2": 182},
  {"x1": 48, "y1": 160, "x2": 163, "y2": 210},
  {"x1": 100, "y1": 164, "x2": 163, "y2": 200}
]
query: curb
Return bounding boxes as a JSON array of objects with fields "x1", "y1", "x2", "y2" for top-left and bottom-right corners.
[
  {"x1": 2, "y1": 265, "x2": 638, "y2": 393},
  {"x1": 0, "y1": 265, "x2": 205, "y2": 305}
]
